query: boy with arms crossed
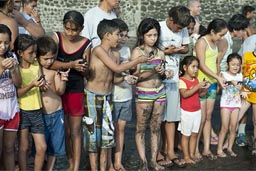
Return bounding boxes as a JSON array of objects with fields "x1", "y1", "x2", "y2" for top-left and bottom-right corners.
[{"x1": 83, "y1": 19, "x2": 150, "y2": 171}]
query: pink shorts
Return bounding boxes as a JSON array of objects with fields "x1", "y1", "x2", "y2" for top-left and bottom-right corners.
[
  {"x1": 62, "y1": 92, "x2": 85, "y2": 116},
  {"x1": 0, "y1": 112, "x2": 20, "y2": 131}
]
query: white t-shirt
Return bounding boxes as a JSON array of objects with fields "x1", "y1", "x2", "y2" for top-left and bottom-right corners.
[
  {"x1": 159, "y1": 20, "x2": 190, "y2": 83},
  {"x1": 220, "y1": 71, "x2": 243, "y2": 108},
  {"x1": 0, "y1": 53, "x2": 20, "y2": 120},
  {"x1": 239, "y1": 34, "x2": 256, "y2": 56},
  {"x1": 18, "y1": 13, "x2": 35, "y2": 35},
  {"x1": 112, "y1": 46, "x2": 133, "y2": 102},
  {"x1": 81, "y1": 6, "x2": 117, "y2": 48}
]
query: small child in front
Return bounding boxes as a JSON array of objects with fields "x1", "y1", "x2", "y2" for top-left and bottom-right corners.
[
  {"x1": 83, "y1": 19, "x2": 151, "y2": 171},
  {"x1": 178, "y1": 56, "x2": 210, "y2": 164},
  {"x1": 37, "y1": 36, "x2": 69, "y2": 170},
  {"x1": 14, "y1": 34, "x2": 47, "y2": 171}
]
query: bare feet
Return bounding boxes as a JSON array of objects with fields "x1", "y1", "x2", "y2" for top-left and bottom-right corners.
[
  {"x1": 217, "y1": 151, "x2": 227, "y2": 158},
  {"x1": 138, "y1": 161, "x2": 149, "y2": 171},
  {"x1": 114, "y1": 163, "x2": 126, "y2": 171},
  {"x1": 193, "y1": 152, "x2": 203, "y2": 162}
]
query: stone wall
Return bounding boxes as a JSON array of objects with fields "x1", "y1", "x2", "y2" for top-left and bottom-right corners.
[{"x1": 38, "y1": 0, "x2": 256, "y2": 36}]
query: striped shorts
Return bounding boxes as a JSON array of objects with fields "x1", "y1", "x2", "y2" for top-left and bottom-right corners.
[
  {"x1": 19, "y1": 108, "x2": 45, "y2": 134},
  {"x1": 83, "y1": 90, "x2": 115, "y2": 152},
  {"x1": 135, "y1": 84, "x2": 166, "y2": 103}
]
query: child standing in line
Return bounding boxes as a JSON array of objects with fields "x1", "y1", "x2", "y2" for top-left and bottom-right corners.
[
  {"x1": 179, "y1": 56, "x2": 210, "y2": 164},
  {"x1": 14, "y1": 34, "x2": 47, "y2": 171},
  {"x1": 0, "y1": 24, "x2": 21, "y2": 170},
  {"x1": 237, "y1": 48, "x2": 256, "y2": 156},
  {"x1": 131, "y1": 18, "x2": 173, "y2": 171},
  {"x1": 194, "y1": 18, "x2": 227, "y2": 160},
  {"x1": 112, "y1": 18, "x2": 138, "y2": 171},
  {"x1": 83, "y1": 19, "x2": 150, "y2": 171},
  {"x1": 37, "y1": 36, "x2": 69, "y2": 171},
  {"x1": 51, "y1": 10, "x2": 91, "y2": 171},
  {"x1": 217, "y1": 53, "x2": 243, "y2": 158}
]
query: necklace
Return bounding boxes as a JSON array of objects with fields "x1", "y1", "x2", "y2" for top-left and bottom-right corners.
[{"x1": 0, "y1": 9, "x2": 9, "y2": 16}]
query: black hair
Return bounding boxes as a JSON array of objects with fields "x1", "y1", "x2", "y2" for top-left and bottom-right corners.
[
  {"x1": 0, "y1": 1, "x2": 8, "y2": 8},
  {"x1": 179, "y1": 55, "x2": 199, "y2": 77},
  {"x1": 37, "y1": 36, "x2": 57, "y2": 57},
  {"x1": 168, "y1": 5, "x2": 191, "y2": 28},
  {"x1": 188, "y1": 16, "x2": 196, "y2": 25},
  {"x1": 63, "y1": 10, "x2": 84, "y2": 28},
  {"x1": 0, "y1": 24, "x2": 12, "y2": 41},
  {"x1": 22, "y1": 0, "x2": 37, "y2": 5},
  {"x1": 135, "y1": 18, "x2": 160, "y2": 47},
  {"x1": 97, "y1": 19, "x2": 119, "y2": 40},
  {"x1": 204, "y1": 18, "x2": 227, "y2": 36},
  {"x1": 199, "y1": 25, "x2": 206, "y2": 35},
  {"x1": 226, "y1": 52, "x2": 242, "y2": 72},
  {"x1": 241, "y1": 5, "x2": 255, "y2": 16},
  {"x1": 14, "y1": 34, "x2": 36, "y2": 59},
  {"x1": 112, "y1": 18, "x2": 129, "y2": 32},
  {"x1": 227, "y1": 14, "x2": 249, "y2": 32}
]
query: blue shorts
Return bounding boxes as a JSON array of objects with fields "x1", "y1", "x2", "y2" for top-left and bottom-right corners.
[
  {"x1": 43, "y1": 109, "x2": 66, "y2": 156},
  {"x1": 200, "y1": 83, "x2": 217, "y2": 100},
  {"x1": 19, "y1": 109, "x2": 45, "y2": 134},
  {"x1": 113, "y1": 100, "x2": 133, "y2": 122}
]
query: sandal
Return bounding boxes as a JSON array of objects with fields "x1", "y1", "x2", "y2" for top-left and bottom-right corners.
[
  {"x1": 170, "y1": 158, "x2": 186, "y2": 168},
  {"x1": 227, "y1": 150, "x2": 237, "y2": 157},
  {"x1": 203, "y1": 153, "x2": 217, "y2": 160},
  {"x1": 217, "y1": 152, "x2": 227, "y2": 158},
  {"x1": 157, "y1": 158, "x2": 173, "y2": 167}
]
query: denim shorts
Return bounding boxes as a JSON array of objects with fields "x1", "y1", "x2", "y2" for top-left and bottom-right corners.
[
  {"x1": 200, "y1": 83, "x2": 217, "y2": 101},
  {"x1": 19, "y1": 109, "x2": 44, "y2": 134},
  {"x1": 43, "y1": 109, "x2": 66, "y2": 156},
  {"x1": 113, "y1": 100, "x2": 133, "y2": 122}
]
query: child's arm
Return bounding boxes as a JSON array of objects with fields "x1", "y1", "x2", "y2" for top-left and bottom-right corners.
[
  {"x1": 164, "y1": 44, "x2": 189, "y2": 55},
  {"x1": 55, "y1": 69, "x2": 69, "y2": 95},
  {"x1": 0, "y1": 58, "x2": 22, "y2": 87},
  {"x1": 17, "y1": 77, "x2": 45, "y2": 97},
  {"x1": 180, "y1": 80, "x2": 206, "y2": 98},
  {"x1": 216, "y1": 38, "x2": 228, "y2": 74},
  {"x1": 95, "y1": 46, "x2": 151, "y2": 73}
]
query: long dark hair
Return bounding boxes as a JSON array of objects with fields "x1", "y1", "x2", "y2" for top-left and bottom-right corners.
[{"x1": 135, "y1": 18, "x2": 160, "y2": 48}]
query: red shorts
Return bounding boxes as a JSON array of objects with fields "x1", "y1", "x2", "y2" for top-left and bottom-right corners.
[
  {"x1": 0, "y1": 112, "x2": 20, "y2": 131},
  {"x1": 62, "y1": 92, "x2": 85, "y2": 116}
]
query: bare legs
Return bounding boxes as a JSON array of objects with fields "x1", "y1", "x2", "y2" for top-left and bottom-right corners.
[
  {"x1": 195, "y1": 99, "x2": 216, "y2": 159},
  {"x1": 114, "y1": 119, "x2": 127, "y2": 171},
  {"x1": 18, "y1": 129, "x2": 46, "y2": 171},
  {"x1": 217, "y1": 108, "x2": 239, "y2": 157},
  {"x1": 135, "y1": 102, "x2": 164, "y2": 171},
  {"x1": 65, "y1": 115, "x2": 82, "y2": 171},
  {"x1": 0, "y1": 130, "x2": 17, "y2": 170}
]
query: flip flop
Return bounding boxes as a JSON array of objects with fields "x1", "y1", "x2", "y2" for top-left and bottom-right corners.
[
  {"x1": 217, "y1": 152, "x2": 227, "y2": 158},
  {"x1": 227, "y1": 150, "x2": 237, "y2": 157},
  {"x1": 170, "y1": 158, "x2": 186, "y2": 168},
  {"x1": 157, "y1": 156, "x2": 173, "y2": 167},
  {"x1": 203, "y1": 153, "x2": 217, "y2": 160}
]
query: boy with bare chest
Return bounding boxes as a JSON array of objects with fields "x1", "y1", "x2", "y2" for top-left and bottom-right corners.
[{"x1": 84, "y1": 19, "x2": 150, "y2": 171}]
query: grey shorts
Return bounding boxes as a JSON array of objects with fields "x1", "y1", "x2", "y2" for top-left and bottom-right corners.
[
  {"x1": 113, "y1": 100, "x2": 133, "y2": 122},
  {"x1": 19, "y1": 109, "x2": 45, "y2": 134}
]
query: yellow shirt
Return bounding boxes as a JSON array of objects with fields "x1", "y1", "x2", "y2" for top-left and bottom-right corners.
[
  {"x1": 242, "y1": 52, "x2": 256, "y2": 103},
  {"x1": 197, "y1": 37, "x2": 218, "y2": 83},
  {"x1": 18, "y1": 61, "x2": 42, "y2": 110}
]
